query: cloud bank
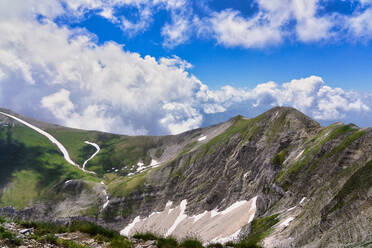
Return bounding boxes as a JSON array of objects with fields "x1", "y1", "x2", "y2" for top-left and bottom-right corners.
[
  {"x1": 0, "y1": 0, "x2": 371, "y2": 135},
  {"x1": 24, "y1": 0, "x2": 372, "y2": 48}
]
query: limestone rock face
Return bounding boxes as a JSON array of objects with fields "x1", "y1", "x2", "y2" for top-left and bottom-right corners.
[{"x1": 0, "y1": 107, "x2": 371, "y2": 247}]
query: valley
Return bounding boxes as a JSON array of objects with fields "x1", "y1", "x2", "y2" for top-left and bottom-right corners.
[{"x1": 0, "y1": 107, "x2": 371, "y2": 247}]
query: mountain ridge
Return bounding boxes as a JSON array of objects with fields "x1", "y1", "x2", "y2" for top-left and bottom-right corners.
[{"x1": 0, "y1": 107, "x2": 371, "y2": 247}]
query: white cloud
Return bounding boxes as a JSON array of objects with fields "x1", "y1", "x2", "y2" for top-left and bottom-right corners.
[
  {"x1": 4, "y1": 0, "x2": 371, "y2": 49},
  {"x1": 204, "y1": 9, "x2": 282, "y2": 48},
  {"x1": 291, "y1": 0, "x2": 333, "y2": 42},
  {"x1": 162, "y1": 16, "x2": 191, "y2": 47},
  {"x1": 0, "y1": 1, "x2": 206, "y2": 134},
  {"x1": 200, "y1": 0, "x2": 336, "y2": 48},
  {"x1": 197, "y1": 76, "x2": 370, "y2": 124},
  {"x1": 348, "y1": 7, "x2": 372, "y2": 39},
  {"x1": 41, "y1": 89, "x2": 75, "y2": 119},
  {"x1": 0, "y1": 0, "x2": 370, "y2": 136},
  {"x1": 159, "y1": 0, "x2": 193, "y2": 48},
  {"x1": 191, "y1": 0, "x2": 372, "y2": 48}
]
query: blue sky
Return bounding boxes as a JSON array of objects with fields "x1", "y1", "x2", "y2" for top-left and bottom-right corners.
[
  {"x1": 0, "y1": 0, "x2": 372, "y2": 134},
  {"x1": 67, "y1": 1, "x2": 372, "y2": 91}
]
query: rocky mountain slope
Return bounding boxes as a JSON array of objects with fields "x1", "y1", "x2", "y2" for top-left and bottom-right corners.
[{"x1": 0, "y1": 107, "x2": 371, "y2": 247}]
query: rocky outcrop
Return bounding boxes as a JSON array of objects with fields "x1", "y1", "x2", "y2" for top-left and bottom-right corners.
[{"x1": 0, "y1": 107, "x2": 371, "y2": 247}]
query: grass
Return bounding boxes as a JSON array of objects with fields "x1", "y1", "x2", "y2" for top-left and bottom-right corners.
[
  {"x1": 47, "y1": 127, "x2": 165, "y2": 176},
  {"x1": 155, "y1": 147, "x2": 165, "y2": 158},
  {"x1": 0, "y1": 216, "x2": 6, "y2": 223},
  {"x1": 326, "y1": 160, "x2": 372, "y2": 215},
  {"x1": 265, "y1": 111, "x2": 288, "y2": 144},
  {"x1": 0, "y1": 126, "x2": 99, "y2": 209},
  {"x1": 157, "y1": 236, "x2": 179, "y2": 248},
  {"x1": 276, "y1": 124, "x2": 357, "y2": 188},
  {"x1": 69, "y1": 221, "x2": 118, "y2": 238},
  {"x1": 179, "y1": 141, "x2": 198, "y2": 157},
  {"x1": 19, "y1": 220, "x2": 130, "y2": 248},
  {"x1": 272, "y1": 148, "x2": 289, "y2": 166},
  {"x1": 0, "y1": 226, "x2": 23, "y2": 246},
  {"x1": 195, "y1": 115, "x2": 263, "y2": 159},
  {"x1": 345, "y1": 239, "x2": 372, "y2": 248},
  {"x1": 108, "y1": 171, "x2": 148, "y2": 198},
  {"x1": 0, "y1": 170, "x2": 39, "y2": 209},
  {"x1": 80, "y1": 205, "x2": 100, "y2": 217},
  {"x1": 307, "y1": 129, "x2": 366, "y2": 172},
  {"x1": 206, "y1": 243, "x2": 224, "y2": 248},
  {"x1": 235, "y1": 214, "x2": 279, "y2": 248},
  {"x1": 57, "y1": 239, "x2": 88, "y2": 248},
  {"x1": 133, "y1": 231, "x2": 159, "y2": 240},
  {"x1": 46, "y1": 128, "x2": 100, "y2": 165},
  {"x1": 179, "y1": 238, "x2": 204, "y2": 248}
]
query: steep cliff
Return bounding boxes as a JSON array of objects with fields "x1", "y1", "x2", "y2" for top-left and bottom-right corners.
[{"x1": 0, "y1": 107, "x2": 371, "y2": 247}]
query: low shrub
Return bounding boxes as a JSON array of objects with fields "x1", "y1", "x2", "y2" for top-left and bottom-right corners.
[
  {"x1": 109, "y1": 236, "x2": 132, "y2": 248},
  {"x1": 206, "y1": 242, "x2": 224, "y2": 248},
  {"x1": 20, "y1": 221, "x2": 67, "y2": 235},
  {"x1": 69, "y1": 221, "x2": 117, "y2": 239},
  {"x1": 133, "y1": 231, "x2": 159, "y2": 241},
  {"x1": 57, "y1": 238, "x2": 87, "y2": 248},
  {"x1": 157, "y1": 236, "x2": 178, "y2": 248},
  {"x1": 39, "y1": 233, "x2": 58, "y2": 244},
  {"x1": 0, "y1": 226, "x2": 23, "y2": 246},
  {"x1": 178, "y1": 238, "x2": 203, "y2": 248}
]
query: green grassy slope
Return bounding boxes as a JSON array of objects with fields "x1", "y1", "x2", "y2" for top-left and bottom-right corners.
[
  {"x1": 47, "y1": 128, "x2": 164, "y2": 176},
  {"x1": 0, "y1": 125, "x2": 98, "y2": 209}
]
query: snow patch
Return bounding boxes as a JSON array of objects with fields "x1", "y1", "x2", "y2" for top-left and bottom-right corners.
[
  {"x1": 166, "y1": 201, "x2": 173, "y2": 207},
  {"x1": 119, "y1": 196, "x2": 258, "y2": 243},
  {"x1": 295, "y1": 149, "x2": 304, "y2": 160},
  {"x1": 150, "y1": 159, "x2": 159, "y2": 167},
  {"x1": 136, "y1": 161, "x2": 146, "y2": 172},
  {"x1": 102, "y1": 189, "x2": 110, "y2": 209},
  {"x1": 192, "y1": 211, "x2": 208, "y2": 223},
  {"x1": 198, "y1": 135, "x2": 207, "y2": 142},
  {"x1": 280, "y1": 216, "x2": 294, "y2": 227},
  {"x1": 208, "y1": 197, "x2": 257, "y2": 244},
  {"x1": 220, "y1": 201, "x2": 247, "y2": 215},
  {"x1": 166, "y1": 200, "x2": 187, "y2": 236},
  {"x1": 211, "y1": 200, "x2": 248, "y2": 217},
  {"x1": 210, "y1": 208, "x2": 219, "y2": 218},
  {"x1": 287, "y1": 206, "x2": 296, "y2": 212},
  {"x1": 149, "y1": 211, "x2": 162, "y2": 217},
  {"x1": 299, "y1": 197, "x2": 306, "y2": 205},
  {"x1": 210, "y1": 228, "x2": 241, "y2": 244},
  {"x1": 248, "y1": 197, "x2": 257, "y2": 223},
  {"x1": 103, "y1": 200, "x2": 110, "y2": 209},
  {"x1": 82, "y1": 141, "x2": 100, "y2": 170},
  {"x1": 0, "y1": 111, "x2": 78, "y2": 168},
  {"x1": 120, "y1": 216, "x2": 141, "y2": 236}
]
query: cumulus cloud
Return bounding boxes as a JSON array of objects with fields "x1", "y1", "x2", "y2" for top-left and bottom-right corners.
[
  {"x1": 177, "y1": 0, "x2": 372, "y2": 48},
  {"x1": 5, "y1": 0, "x2": 370, "y2": 49},
  {"x1": 197, "y1": 76, "x2": 370, "y2": 125},
  {"x1": 0, "y1": 0, "x2": 206, "y2": 134},
  {"x1": 0, "y1": 0, "x2": 371, "y2": 136},
  {"x1": 347, "y1": 7, "x2": 372, "y2": 39},
  {"x1": 202, "y1": 9, "x2": 282, "y2": 48},
  {"x1": 199, "y1": 0, "x2": 337, "y2": 48}
]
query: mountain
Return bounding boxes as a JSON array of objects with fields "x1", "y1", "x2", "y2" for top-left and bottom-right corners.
[{"x1": 0, "y1": 107, "x2": 371, "y2": 247}]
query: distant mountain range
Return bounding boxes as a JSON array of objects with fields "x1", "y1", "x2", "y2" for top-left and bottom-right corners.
[{"x1": 0, "y1": 107, "x2": 371, "y2": 247}]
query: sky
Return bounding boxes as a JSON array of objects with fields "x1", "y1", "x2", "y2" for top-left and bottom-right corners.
[{"x1": 0, "y1": 0, "x2": 371, "y2": 135}]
